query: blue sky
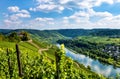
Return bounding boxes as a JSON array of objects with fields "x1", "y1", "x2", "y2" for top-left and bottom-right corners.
[{"x1": 1, "y1": 0, "x2": 120, "y2": 29}]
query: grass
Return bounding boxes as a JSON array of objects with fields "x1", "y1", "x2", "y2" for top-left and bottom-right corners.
[
  {"x1": 32, "y1": 39, "x2": 50, "y2": 48},
  {"x1": 19, "y1": 41, "x2": 38, "y2": 52},
  {"x1": 44, "y1": 49, "x2": 56, "y2": 60},
  {"x1": 77, "y1": 36, "x2": 120, "y2": 44},
  {"x1": 0, "y1": 41, "x2": 15, "y2": 48},
  {"x1": 0, "y1": 41, "x2": 38, "y2": 51},
  {"x1": 0, "y1": 41, "x2": 39, "y2": 57}
]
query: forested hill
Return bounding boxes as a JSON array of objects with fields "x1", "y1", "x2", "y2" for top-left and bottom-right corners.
[
  {"x1": 56, "y1": 29, "x2": 120, "y2": 37},
  {"x1": 0, "y1": 29, "x2": 66, "y2": 43},
  {"x1": 1, "y1": 29, "x2": 120, "y2": 38}
]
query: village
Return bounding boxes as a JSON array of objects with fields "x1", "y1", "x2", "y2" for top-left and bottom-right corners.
[{"x1": 102, "y1": 44, "x2": 120, "y2": 60}]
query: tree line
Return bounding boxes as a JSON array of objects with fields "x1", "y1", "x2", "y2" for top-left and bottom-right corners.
[{"x1": 0, "y1": 31, "x2": 30, "y2": 42}]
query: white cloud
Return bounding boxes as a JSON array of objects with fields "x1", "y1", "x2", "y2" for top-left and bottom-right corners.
[
  {"x1": 36, "y1": 0, "x2": 52, "y2": 3},
  {"x1": 7, "y1": 6, "x2": 31, "y2": 20},
  {"x1": 6, "y1": 11, "x2": 31, "y2": 21},
  {"x1": 35, "y1": 18, "x2": 43, "y2": 21},
  {"x1": 58, "y1": 7, "x2": 120, "y2": 29},
  {"x1": 59, "y1": 0, "x2": 73, "y2": 4},
  {"x1": 48, "y1": 22, "x2": 55, "y2": 25},
  {"x1": 20, "y1": 10, "x2": 29, "y2": 14},
  {"x1": 29, "y1": 17, "x2": 55, "y2": 29},
  {"x1": 4, "y1": 19, "x2": 22, "y2": 28},
  {"x1": 36, "y1": 4, "x2": 57, "y2": 11},
  {"x1": 3, "y1": 6, "x2": 31, "y2": 28},
  {"x1": 77, "y1": 0, "x2": 114, "y2": 9},
  {"x1": 15, "y1": 13, "x2": 30, "y2": 18},
  {"x1": 29, "y1": 8, "x2": 36, "y2": 11},
  {"x1": 23, "y1": 17, "x2": 56, "y2": 29},
  {"x1": 35, "y1": 17, "x2": 54, "y2": 22},
  {"x1": 30, "y1": 0, "x2": 66, "y2": 12},
  {"x1": 4, "y1": 19, "x2": 22, "y2": 24},
  {"x1": 95, "y1": 0, "x2": 114, "y2": 6},
  {"x1": 4, "y1": 0, "x2": 120, "y2": 29},
  {"x1": 30, "y1": 0, "x2": 116, "y2": 13},
  {"x1": 8, "y1": 6, "x2": 19, "y2": 12},
  {"x1": 63, "y1": 19, "x2": 69, "y2": 24},
  {"x1": 30, "y1": 4, "x2": 64, "y2": 12},
  {"x1": 87, "y1": 8, "x2": 113, "y2": 17},
  {"x1": 63, "y1": 8, "x2": 113, "y2": 23},
  {"x1": 7, "y1": 6, "x2": 119, "y2": 29},
  {"x1": 116, "y1": 0, "x2": 120, "y2": 2},
  {"x1": 4, "y1": 19, "x2": 12, "y2": 24},
  {"x1": 58, "y1": 6, "x2": 64, "y2": 11},
  {"x1": 10, "y1": 15, "x2": 19, "y2": 21}
]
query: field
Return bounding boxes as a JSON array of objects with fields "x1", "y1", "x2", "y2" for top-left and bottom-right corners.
[
  {"x1": 76, "y1": 36, "x2": 120, "y2": 44},
  {"x1": 0, "y1": 40, "x2": 106, "y2": 79}
]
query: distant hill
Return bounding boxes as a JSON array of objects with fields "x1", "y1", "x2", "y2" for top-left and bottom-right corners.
[
  {"x1": 0, "y1": 29, "x2": 11, "y2": 34},
  {"x1": 56, "y1": 29, "x2": 120, "y2": 37},
  {"x1": 0, "y1": 29, "x2": 120, "y2": 42},
  {"x1": 56, "y1": 29, "x2": 91, "y2": 37},
  {"x1": 1, "y1": 29, "x2": 66, "y2": 43}
]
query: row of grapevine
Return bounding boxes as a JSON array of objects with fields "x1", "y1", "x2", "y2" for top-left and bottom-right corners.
[{"x1": 0, "y1": 44, "x2": 106, "y2": 79}]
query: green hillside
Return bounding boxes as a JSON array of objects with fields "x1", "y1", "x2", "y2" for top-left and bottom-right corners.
[
  {"x1": 1, "y1": 29, "x2": 120, "y2": 78},
  {"x1": 0, "y1": 35, "x2": 106, "y2": 79},
  {"x1": 8, "y1": 29, "x2": 66, "y2": 43},
  {"x1": 1, "y1": 29, "x2": 120, "y2": 43}
]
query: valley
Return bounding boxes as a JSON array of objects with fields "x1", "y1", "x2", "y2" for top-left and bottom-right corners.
[
  {"x1": 0, "y1": 29, "x2": 120, "y2": 78},
  {"x1": 57, "y1": 36, "x2": 120, "y2": 67},
  {"x1": 1, "y1": 0, "x2": 120, "y2": 79}
]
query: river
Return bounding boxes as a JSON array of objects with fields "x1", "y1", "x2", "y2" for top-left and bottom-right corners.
[{"x1": 57, "y1": 44, "x2": 120, "y2": 78}]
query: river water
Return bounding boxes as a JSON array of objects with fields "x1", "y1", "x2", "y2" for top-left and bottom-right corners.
[{"x1": 57, "y1": 44, "x2": 120, "y2": 78}]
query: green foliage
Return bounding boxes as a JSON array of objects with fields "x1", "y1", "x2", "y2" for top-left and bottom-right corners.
[
  {"x1": 87, "y1": 65, "x2": 91, "y2": 70},
  {"x1": 32, "y1": 39, "x2": 50, "y2": 48},
  {"x1": 57, "y1": 36, "x2": 120, "y2": 67},
  {"x1": 0, "y1": 31, "x2": 31, "y2": 43},
  {"x1": 116, "y1": 73, "x2": 120, "y2": 79},
  {"x1": 60, "y1": 44, "x2": 65, "y2": 54},
  {"x1": 1, "y1": 29, "x2": 120, "y2": 78},
  {"x1": 19, "y1": 31, "x2": 30, "y2": 41},
  {"x1": 1, "y1": 29, "x2": 120, "y2": 40},
  {"x1": 7, "y1": 32, "x2": 21, "y2": 42},
  {"x1": 0, "y1": 33, "x2": 5, "y2": 41},
  {"x1": 0, "y1": 41, "x2": 16, "y2": 48},
  {"x1": 2, "y1": 31, "x2": 30, "y2": 42},
  {"x1": 0, "y1": 41, "x2": 106, "y2": 79},
  {"x1": 30, "y1": 30, "x2": 66, "y2": 43},
  {"x1": 19, "y1": 42, "x2": 38, "y2": 52}
]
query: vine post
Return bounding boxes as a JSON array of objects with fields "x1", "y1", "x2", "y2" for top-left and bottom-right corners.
[
  {"x1": 16, "y1": 44, "x2": 23, "y2": 77},
  {"x1": 55, "y1": 51, "x2": 60, "y2": 79},
  {"x1": 7, "y1": 48, "x2": 12, "y2": 79}
]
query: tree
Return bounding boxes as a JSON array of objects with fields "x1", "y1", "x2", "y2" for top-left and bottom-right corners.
[
  {"x1": 55, "y1": 44, "x2": 66, "y2": 79},
  {"x1": 8, "y1": 32, "x2": 21, "y2": 42},
  {"x1": 116, "y1": 73, "x2": 120, "y2": 79},
  {"x1": 87, "y1": 65, "x2": 91, "y2": 70},
  {"x1": 0, "y1": 33, "x2": 4, "y2": 41},
  {"x1": 19, "y1": 31, "x2": 30, "y2": 41},
  {"x1": 60, "y1": 44, "x2": 65, "y2": 54}
]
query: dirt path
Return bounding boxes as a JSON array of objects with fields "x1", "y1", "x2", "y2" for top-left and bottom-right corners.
[{"x1": 28, "y1": 39, "x2": 49, "y2": 53}]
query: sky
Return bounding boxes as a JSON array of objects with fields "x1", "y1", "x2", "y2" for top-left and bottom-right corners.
[{"x1": 1, "y1": 0, "x2": 120, "y2": 30}]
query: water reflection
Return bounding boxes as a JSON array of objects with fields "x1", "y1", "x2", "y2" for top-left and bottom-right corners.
[{"x1": 57, "y1": 44, "x2": 120, "y2": 77}]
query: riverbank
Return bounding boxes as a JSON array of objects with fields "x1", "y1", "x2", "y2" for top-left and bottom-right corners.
[{"x1": 60, "y1": 44, "x2": 120, "y2": 78}]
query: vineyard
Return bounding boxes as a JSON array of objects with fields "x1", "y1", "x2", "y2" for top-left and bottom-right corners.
[{"x1": 0, "y1": 41, "x2": 106, "y2": 79}]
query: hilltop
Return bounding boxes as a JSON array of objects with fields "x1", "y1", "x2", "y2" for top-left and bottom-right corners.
[{"x1": 1, "y1": 29, "x2": 120, "y2": 40}]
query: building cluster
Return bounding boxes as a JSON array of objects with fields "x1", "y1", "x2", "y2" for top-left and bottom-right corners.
[{"x1": 102, "y1": 44, "x2": 120, "y2": 59}]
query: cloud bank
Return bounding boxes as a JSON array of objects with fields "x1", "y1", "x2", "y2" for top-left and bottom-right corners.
[{"x1": 1, "y1": 0, "x2": 120, "y2": 29}]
